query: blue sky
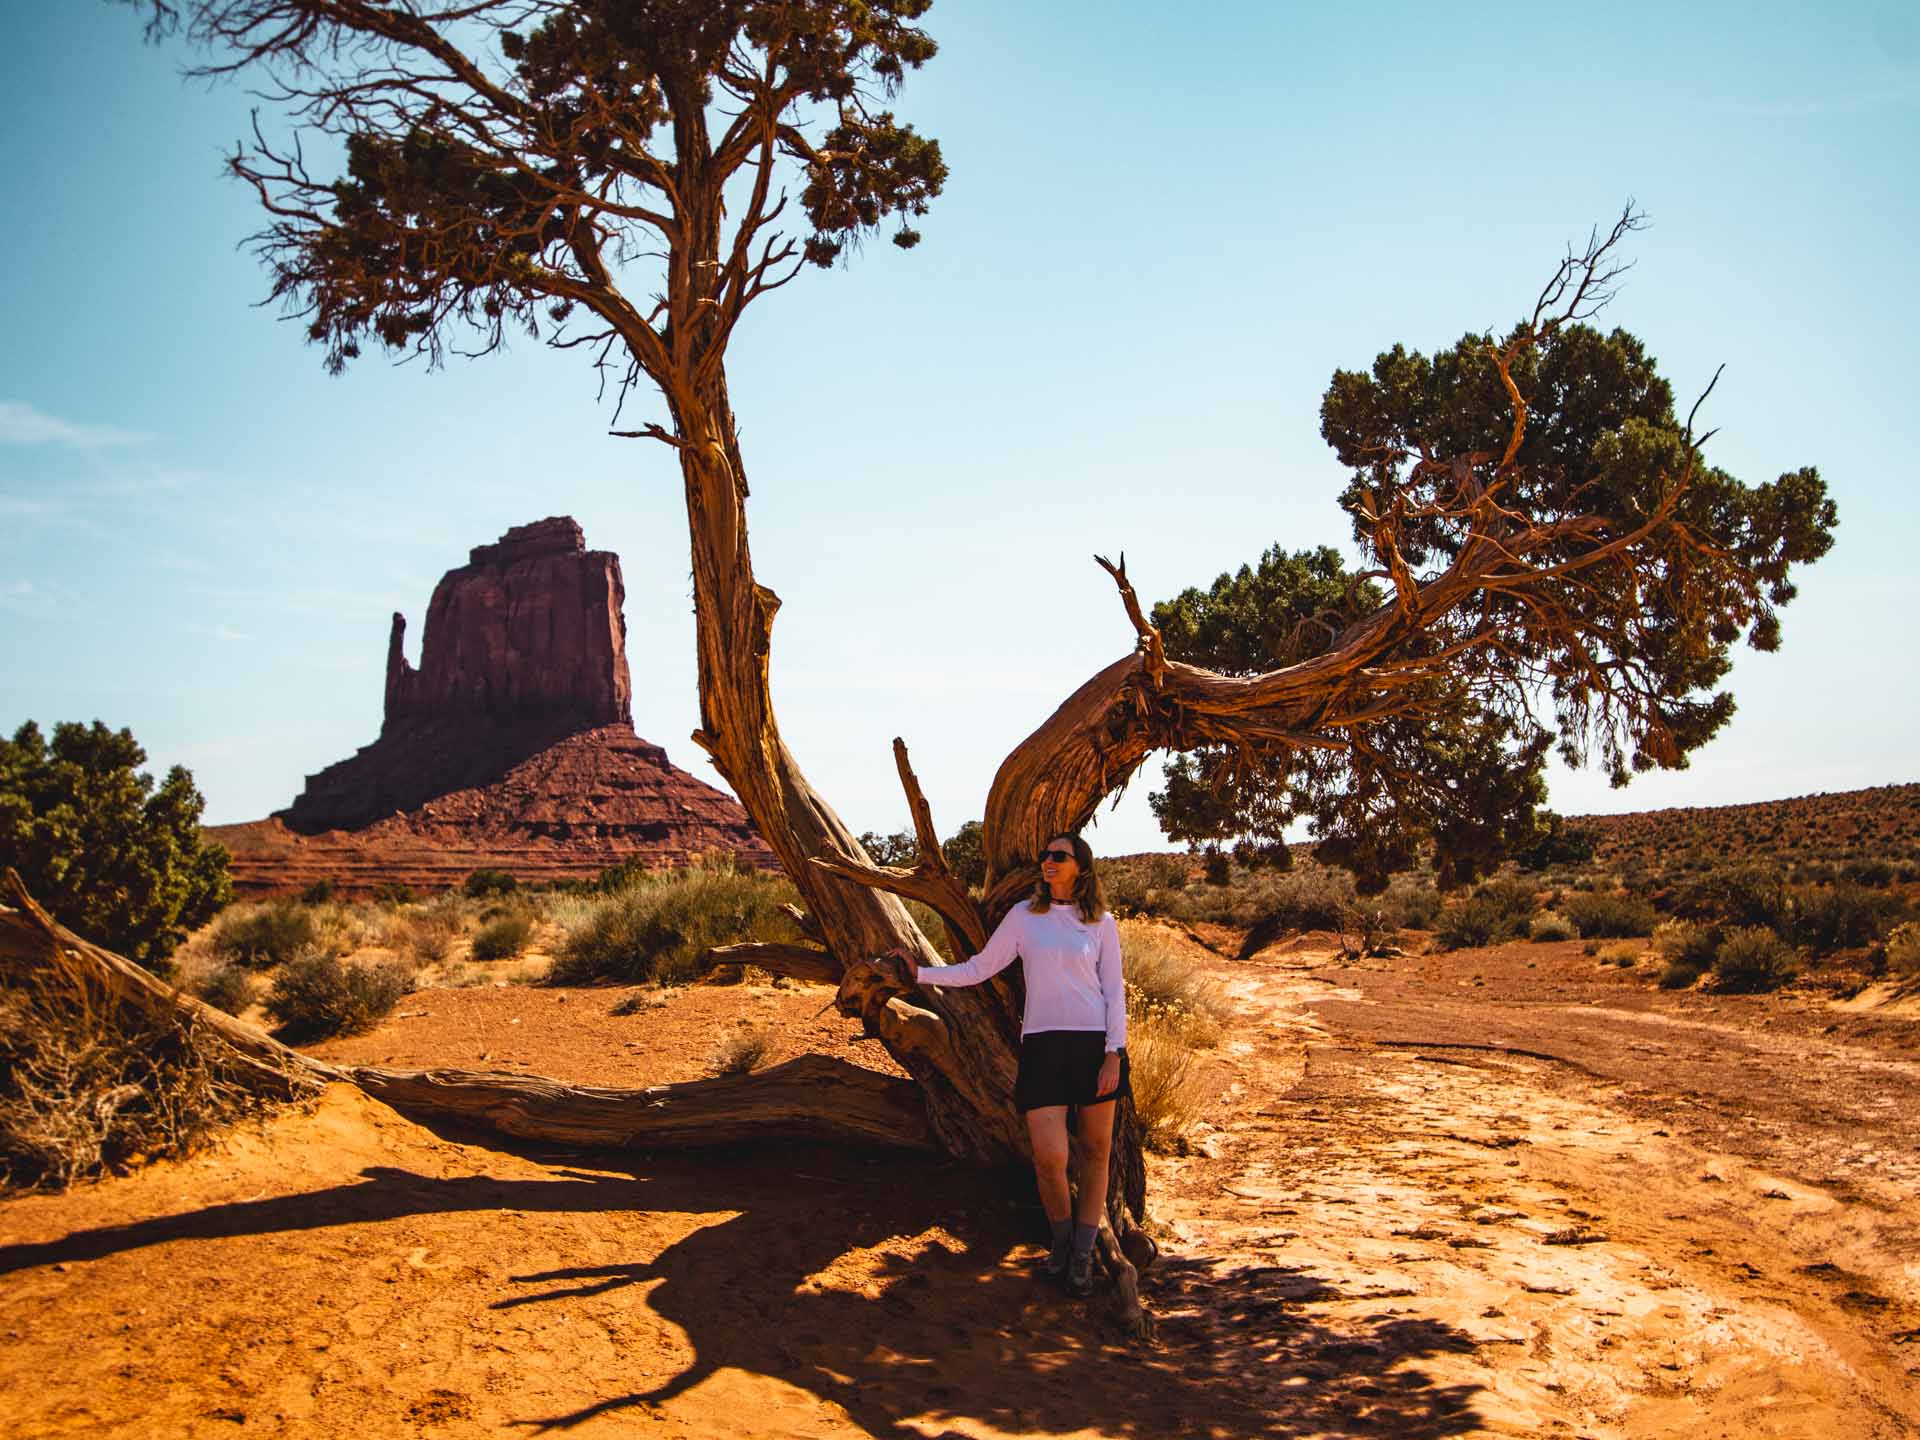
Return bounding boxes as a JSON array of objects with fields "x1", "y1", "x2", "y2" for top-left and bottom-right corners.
[{"x1": 3, "y1": 1, "x2": 1915, "y2": 855}]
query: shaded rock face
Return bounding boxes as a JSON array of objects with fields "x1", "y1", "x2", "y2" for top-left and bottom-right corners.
[{"x1": 244, "y1": 518, "x2": 773, "y2": 888}]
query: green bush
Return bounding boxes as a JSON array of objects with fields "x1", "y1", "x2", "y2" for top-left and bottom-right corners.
[
  {"x1": 1436, "y1": 879, "x2": 1537, "y2": 950},
  {"x1": 1710, "y1": 926, "x2": 1798, "y2": 993},
  {"x1": 1530, "y1": 912, "x2": 1578, "y2": 943},
  {"x1": 1675, "y1": 865, "x2": 1793, "y2": 932},
  {"x1": 1233, "y1": 869, "x2": 1359, "y2": 955},
  {"x1": 462, "y1": 868, "x2": 519, "y2": 899},
  {"x1": 471, "y1": 913, "x2": 533, "y2": 961},
  {"x1": 1654, "y1": 920, "x2": 1718, "y2": 972},
  {"x1": 212, "y1": 900, "x2": 318, "y2": 969},
  {"x1": 265, "y1": 950, "x2": 413, "y2": 1039},
  {"x1": 1389, "y1": 880, "x2": 1443, "y2": 931},
  {"x1": 0, "y1": 719, "x2": 231, "y2": 969},
  {"x1": 197, "y1": 963, "x2": 255, "y2": 1017},
  {"x1": 1793, "y1": 884, "x2": 1904, "y2": 956},
  {"x1": 1563, "y1": 891, "x2": 1657, "y2": 939},
  {"x1": 1201, "y1": 847, "x2": 1231, "y2": 886},
  {"x1": 299, "y1": 879, "x2": 338, "y2": 905},
  {"x1": 551, "y1": 862, "x2": 803, "y2": 985},
  {"x1": 370, "y1": 882, "x2": 416, "y2": 906},
  {"x1": 1658, "y1": 955, "x2": 1708, "y2": 989}
]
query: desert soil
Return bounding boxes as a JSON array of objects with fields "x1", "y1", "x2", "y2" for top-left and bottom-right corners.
[{"x1": 3, "y1": 930, "x2": 1917, "y2": 1439}]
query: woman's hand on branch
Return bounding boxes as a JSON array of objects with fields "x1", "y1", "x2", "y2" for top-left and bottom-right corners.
[{"x1": 870, "y1": 946, "x2": 917, "y2": 990}]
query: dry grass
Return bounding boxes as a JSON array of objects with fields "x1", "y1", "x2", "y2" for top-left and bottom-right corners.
[
  {"x1": 0, "y1": 952, "x2": 273, "y2": 1190},
  {"x1": 708, "y1": 1021, "x2": 773, "y2": 1077},
  {"x1": 1116, "y1": 921, "x2": 1226, "y2": 1151}
]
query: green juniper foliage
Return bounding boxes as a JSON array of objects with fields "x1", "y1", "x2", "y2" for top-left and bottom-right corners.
[
  {"x1": 1149, "y1": 227, "x2": 1835, "y2": 891},
  {"x1": 0, "y1": 721, "x2": 230, "y2": 968}
]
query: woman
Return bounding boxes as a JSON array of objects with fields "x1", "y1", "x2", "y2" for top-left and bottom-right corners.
[{"x1": 883, "y1": 831, "x2": 1129, "y2": 1297}]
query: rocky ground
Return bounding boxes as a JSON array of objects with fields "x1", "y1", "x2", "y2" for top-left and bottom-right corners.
[{"x1": 2, "y1": 930, "x2": 1916, "y2": 1438}]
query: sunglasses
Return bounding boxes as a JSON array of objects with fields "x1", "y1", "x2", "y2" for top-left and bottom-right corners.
[{"x1": 1040, "y1": 848, "x2": 1075, "y2": 865}]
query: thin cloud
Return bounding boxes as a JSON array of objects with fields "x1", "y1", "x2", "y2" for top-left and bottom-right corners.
[{"x1": 0, "y1": 401, "x2": 149, "y2": 449}]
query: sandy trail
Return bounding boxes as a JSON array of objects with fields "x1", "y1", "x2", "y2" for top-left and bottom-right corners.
[{"x1": 2, "y1": 939, "x2": 1916, "y2": 1438}]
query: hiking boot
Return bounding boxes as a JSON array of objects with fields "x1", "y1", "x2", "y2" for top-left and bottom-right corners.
[{"x1": 1064, "y1": 1250, "x2": 1095, "y2": 1298}]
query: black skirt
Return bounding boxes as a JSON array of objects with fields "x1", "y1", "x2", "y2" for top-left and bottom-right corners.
[{"x1": 1013, "y1": 1030, "x2": 1131, "y2": 1113}]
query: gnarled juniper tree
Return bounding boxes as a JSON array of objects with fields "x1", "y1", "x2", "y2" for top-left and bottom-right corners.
[{"x1": 116, "y1": 2, "x2": 1835, "y2": 1324}]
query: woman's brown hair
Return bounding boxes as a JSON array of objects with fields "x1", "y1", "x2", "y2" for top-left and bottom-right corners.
[{"x1": 1027, "y1": 831, "x2": 1106, "y2": 922}]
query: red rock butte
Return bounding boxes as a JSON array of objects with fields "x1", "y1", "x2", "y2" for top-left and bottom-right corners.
[{"x1": 209, "y1": 517, "x2": 774, "y2": 894}]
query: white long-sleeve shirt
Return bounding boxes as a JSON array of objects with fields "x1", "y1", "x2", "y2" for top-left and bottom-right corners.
[{"x1": 915, "y1": 901, "x2": 1127, "y2": 1051}]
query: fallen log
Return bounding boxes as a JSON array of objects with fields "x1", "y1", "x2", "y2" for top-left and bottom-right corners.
[{"x1": 2, "y1": 870, "x2": 936, "y2": 1157}]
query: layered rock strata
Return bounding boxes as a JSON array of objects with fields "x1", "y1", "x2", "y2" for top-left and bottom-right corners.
[{"x1": 212, "y1": 517, "x2": 772, "y2": 893}]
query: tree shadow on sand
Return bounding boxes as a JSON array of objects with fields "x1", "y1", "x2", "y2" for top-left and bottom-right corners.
[{"x1": 1, "y1": 1138, "x2": 1484, "y2": 1438}]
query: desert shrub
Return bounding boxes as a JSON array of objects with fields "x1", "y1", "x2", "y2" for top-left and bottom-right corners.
[
  {"x1": 708, "y1": 1022, "x2": 773, "y2": 1077},
  {"x1": 1121, "y1": 924, "x2": 1227, "y2": 1047},
  {"x1": 1596, "y1": 941, "x2": 1640, "y2": 967},
  {"x1": 1435, "y1": 880, "x2": 1536, "y2": 951},
  {"x1": 1840, "y1": 858, "x2": 1895, "y2": 889},
  {"x1": 212, "y1": 900, "x2": 318, "y2": 969},
  {"x1": 1710, "y1": 926, "x2": 1797, "y2": 993},
  {"x1": 0, "y1": 958, "x2": 267, "y2": 1189},
  {"x1": 1388, "y1": 880, "x2": 1443, "y2": 931},
  {"x1": 1232, "y1": 868, "x2": 1359, "y2": 955},
  {"x1": 370, "y1": 882, "x2": 416, "y2": 906},
  {"x1": 1201, "y1": 847, "x2": 1231, "y2": 886},
  {"x1": 264, "y1": 950, "x2": 413, "y2": 1039},
  {"x1": 387, "y1": 905, "x2": 463, "y2": 966},
  {"x1": 1654, "y1": 920, "x2": 1718, "y2": 970},
  {"x1": 197, "y1": 963, "x2": 255, "y2": 1017},
  {"x1": 1675, "y1": 865, "x2": 1793, "y2": 932},
  {"x1": 1530, "y1": 912, "x2": 1577, "y2": 943},
  {"x1": 471, "y1": 913, "x2": 533, "y2": 962},
  {"x1": 0, "y1": 719, "x2": 232, "y2": 970},
  {"x1": 1146, "y1": 854, "x2": 1191, "y2": 891},
  {"x1": 1658, "y1": 954, "x2": 1708, "y2": 988},
  {"x1": 299, "y1": 879, "x2": 337, "y2": 905},
  {"x1": 551, "y1": 862, "x2": 802, "y2": 985},
  {"x1": 1103, "y1": 864, "x2": 1149, "y2": 917},
  {"x1": 1127, "y1": 1023, "x2": 1208, "y2": 1153},
  {"x1": 462, "y1": 868, "x2": 518, "y2": 899},
  {"x1": 1435, "y1": 894, "x2": 1508, "y2": 950},
  {"x1": 1563, "y1": 892, "x2": 1657, "y2": 939},
  {"x1": 1793, "y1": 884, "x2": 1904, "y2": 956},
  {"x1": 1883, "y1": 923, "x2": 1920, "y2": 977}
]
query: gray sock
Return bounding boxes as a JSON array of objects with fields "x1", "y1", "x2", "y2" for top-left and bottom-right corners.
[{"x1": 1071, "y1": 1220, "x2": 1098, "y2": 1261}]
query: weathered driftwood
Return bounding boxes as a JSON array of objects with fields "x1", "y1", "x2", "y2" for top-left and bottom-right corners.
[
  {"x1": 353, "y1": 1055, "x2": 933, "y2": 1151},
  {"x1": 2, "y1": 871, "x2": 933, "y2": 1155},
  {"x1": 703, "y1": 941, "x2": 843, "y2": 986}
]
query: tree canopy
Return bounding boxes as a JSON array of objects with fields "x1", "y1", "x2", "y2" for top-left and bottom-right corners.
[
  {"x1": 0, "y1": 721, "x2": 232, "y2": 968},
  {"x1": 1144, "y1": 231, "x2": 1835, "y2": 889}
]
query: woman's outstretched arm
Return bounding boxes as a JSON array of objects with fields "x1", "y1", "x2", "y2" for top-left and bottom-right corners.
[{"x1": 902, "y1": 906, "x2": 1024, "y2": 988}]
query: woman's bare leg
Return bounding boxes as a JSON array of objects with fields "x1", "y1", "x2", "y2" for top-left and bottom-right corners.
[
  {"x1": 1073, "y1": 1099, "x2": 1117, "y2": 1226},
  {"x1": 1025, "y1": 1106, "x2": 1072, "y2": 1223}
]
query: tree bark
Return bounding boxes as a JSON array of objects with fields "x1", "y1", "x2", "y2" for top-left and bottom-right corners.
[{"x1": 661, "y1": 385, "x2": 1158, "y2": 1317}]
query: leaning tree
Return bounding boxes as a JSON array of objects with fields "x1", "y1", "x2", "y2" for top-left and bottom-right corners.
[{"x1": 80, "y1": 0, "x2": 1836, "y2": 1323}]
